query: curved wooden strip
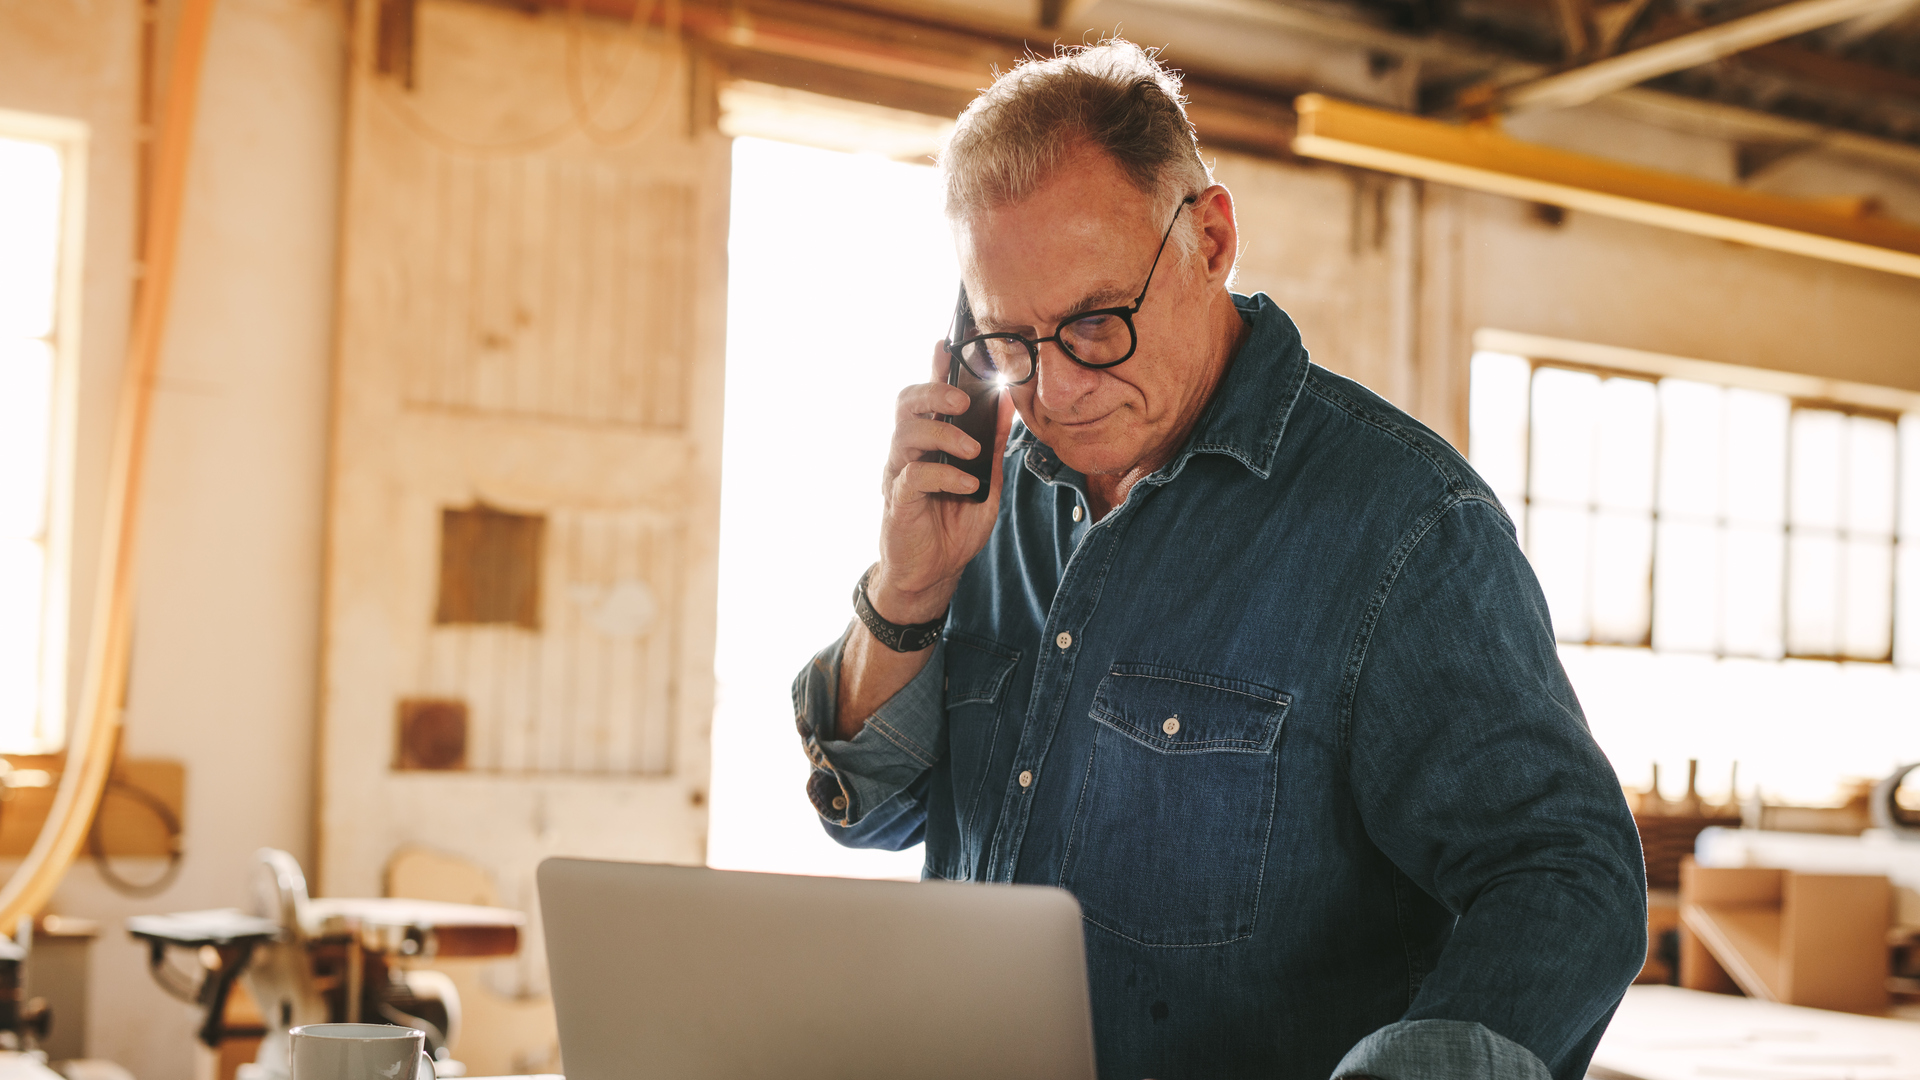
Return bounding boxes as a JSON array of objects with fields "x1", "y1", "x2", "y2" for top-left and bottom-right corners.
[{"x1": 0, "y1": 0, "x2": 222, "y2": 927}]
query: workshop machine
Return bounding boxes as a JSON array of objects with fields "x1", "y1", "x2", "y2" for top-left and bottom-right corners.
[
  {"x1": 0, "y1": 919, "x2": 112, "y2": 1080},
  {"x1": 129, "y1": 849, "x2": 524, "y2": 1079},
  {"x1": 0, "y1": 937, "x2": 45, "y2": 1056}
]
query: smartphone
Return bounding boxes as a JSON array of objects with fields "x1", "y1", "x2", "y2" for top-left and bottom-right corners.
[{"x1": 937, "y1": 284, "x2": 999, "y2": 504}]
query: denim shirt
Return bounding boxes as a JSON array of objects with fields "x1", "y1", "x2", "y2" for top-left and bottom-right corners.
[{"x1": 793, "y1": 293, "x2": 1646, "y2": 1080}]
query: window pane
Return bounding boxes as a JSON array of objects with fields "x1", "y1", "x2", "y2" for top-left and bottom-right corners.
[
  {"x1": 1842, "y1": 537, "x2": 1894, "y2": 660},
  {"x1": 0, "y1": 339, "x2": 53, "y2": 540},
  {"x1": 1725, "y1": 389, "x2": 1788, "y2": 527},
  {"x1": 0, "y1": 138, "x2": 64, "y2": 340},
  {"x1": 1787, "y1": 533, "x2": 1841, "y2": 656},
  {"x1": 1592, "y1": 511, "x2": 1653, "y2": 644},
  {"x1": 1844, "y1": 415, "x2": 1897, "y2": 538},
  {"x1": 1653, "y1": 520, "x2": 1718, "y2": 652},
  {"x1": 1469, "y1": 352, "x2": 1530, "y2": 511},
  {"x1": 1531, "y1": 368, "x2": 1598, "y2": 507},
  {"x1": 1723, "y1": 525, "x2": 1784, "y2": 659},
  {"x1": 1659, "y1": 379, "x2": 1722, "y2": 522},
  {"x1": 0, "y1": 539, "x2": 44, "y2": 740},
  {"x1": 1899, "y1": 541, "x2": 1920, "y2": 667},
  {"x1": 1595, "y1": 377, "x2": 1657, "y2": 513},
  {"x1": 1900, "y1": 418, "x2": 1919, "y2": 668},
  {"x1": 1901, "y1": 416, "x2": 1920, "y2": 540},
  {"x1": 1528, "y1": 505, "x2": 1591, "y2": 642},
  {"x1": 1790, "y1": 409, "x2": 1844, "y2": 531}
]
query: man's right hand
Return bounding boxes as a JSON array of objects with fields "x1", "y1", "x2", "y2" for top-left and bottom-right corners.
[
  {"x1": 835, "y1": 342, "x2": 1015, "y2": 740},
  {"x1": 869, "y1": 341, "x2": 1015, "y2": 623}
]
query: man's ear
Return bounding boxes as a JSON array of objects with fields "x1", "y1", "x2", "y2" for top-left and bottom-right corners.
[{"x1": 1194, "y1": 184, "x2": 1238, "y2": 286}]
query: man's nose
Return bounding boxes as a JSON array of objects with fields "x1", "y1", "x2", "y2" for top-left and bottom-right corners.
[{"x1": 1033, "y1": 341, "x2": 1102, "y2": 413}]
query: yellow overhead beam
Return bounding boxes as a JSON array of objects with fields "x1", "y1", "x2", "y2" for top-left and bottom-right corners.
[{"x1": 1292, "y1": 93, "x2": 1920, "y2": 280}]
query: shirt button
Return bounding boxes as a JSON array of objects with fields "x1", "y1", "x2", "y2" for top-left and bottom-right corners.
[
  {"x1": 1056, "y1": 631, "x2": 1073, "y2": 649},
  {"x1": 1018, "y1": 770, "x2": 1033, "y2": 788},
  {"x1": 1162, "y1": 717, "x2": 1181, "y2": 735},
  {"x1": 831, "y1": 795, "x2": 847, "y2": 811},
  {"x1": 1071, "y1": 505, "x2": 1084, "y2": 522}
]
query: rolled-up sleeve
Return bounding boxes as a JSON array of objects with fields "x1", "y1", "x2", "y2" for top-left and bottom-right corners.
[
  {"x1": 793, "y1": 626, "x2": 948, "y2": 843},
  {"x1": 1341, "y1": 495, "x2": 1646, "y2": 1080},
  {"x1": 1332, "y1": 1019, "x2": 1551, "y2": 1080}
]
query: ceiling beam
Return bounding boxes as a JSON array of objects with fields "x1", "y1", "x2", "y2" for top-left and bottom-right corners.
[
  {"x1": 1742, "y1": 40, "x2": 1920, "y2": 103},
  {"x1": 1496, "y1": 0, "x2": 1920, "y2": 113},
  {"x1": 1037, "y1": 0, "x2": 1102, "y2": 29},
  {"x1": 1292, "y1": 93, "x2": 1920, "y2": 277},
  {"x1": 1551, "y1": 0, "x2": 1593, "y2": 60},
  {"x1": 589, "y1": 0, "x2": 1316, "y2": 157},
  {"x1": 1123, "y1": 0, "x2": 1539, "y2": 75},
  {"x1": 520, "y1": 0, "x2": 1920, "y2": 178},
  {"x1": 1591, "y1": 0, "x2": 1657, "y2": 56}
]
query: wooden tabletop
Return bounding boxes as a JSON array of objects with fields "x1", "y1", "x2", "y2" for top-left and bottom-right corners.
[
  {"x1": 1592, "y1": 985, "x2": 1920, "y2": 1080},
  {"x1": 308, "y1": 897, "x2": 525, "y2": 957}
]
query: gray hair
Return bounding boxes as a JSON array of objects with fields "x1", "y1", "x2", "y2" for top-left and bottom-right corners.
[{"x1": 940, "y1": 39, "x2": 1213, "y2": 263}]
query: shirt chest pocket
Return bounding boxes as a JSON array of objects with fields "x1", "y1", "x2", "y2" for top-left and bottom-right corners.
[{"x1": 1062, "y1": 663, "x2": 1290, "y2": 947}]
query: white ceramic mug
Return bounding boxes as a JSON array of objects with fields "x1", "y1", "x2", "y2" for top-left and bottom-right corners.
[{"x1": 289, "y1": 1023, "x2": 437, "y2": 1080}]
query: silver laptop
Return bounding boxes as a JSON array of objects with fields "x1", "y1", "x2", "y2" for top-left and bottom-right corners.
[{"x1": 538, "y1": 857, "x2": 1097, "y2": 1080}]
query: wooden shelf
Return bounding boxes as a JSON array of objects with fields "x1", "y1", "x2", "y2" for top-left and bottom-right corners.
[{"x1": 1679, "y1": 857, "x2": 1890, "y2": 1015}]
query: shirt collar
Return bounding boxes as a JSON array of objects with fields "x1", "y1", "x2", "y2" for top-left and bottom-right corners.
[{"x1": 1010, "y1": 291, "x2": 1310, "y2": 485}]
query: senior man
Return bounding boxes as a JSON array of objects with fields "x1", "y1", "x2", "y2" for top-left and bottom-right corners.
[{"x1": 791, "y1": 40, "x2": 1646, "y2": 1080}]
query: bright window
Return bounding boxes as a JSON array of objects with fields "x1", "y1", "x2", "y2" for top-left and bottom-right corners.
[
  {"x1": 0, "y1": 125, "x2": 77, "y2": 754},
  {"x1": 1471, "y1": 350, "x2": 1920, "y2": 803},
  {"x1": 707, "y1": 135, "x2": 955, "y2": 879}
]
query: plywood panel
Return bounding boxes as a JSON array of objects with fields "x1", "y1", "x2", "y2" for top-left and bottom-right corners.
[
  {"x1": 414, "y1": 507, "x2": 681, "y2": 776},
  {"x1": 393, "y1": 150, "x2": 696, "y2": 429},
  {"x1": 320, "y1": 17, "x2": 729, "y2": 1071}
]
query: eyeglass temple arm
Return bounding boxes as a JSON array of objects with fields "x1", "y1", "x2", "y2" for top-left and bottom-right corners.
[
  {"x1": 1129, "y1": 195, "x2": 1200, "y2": 313},
  {"x1": 948, "y1": 282, "x2": 973, "y2": 347}
]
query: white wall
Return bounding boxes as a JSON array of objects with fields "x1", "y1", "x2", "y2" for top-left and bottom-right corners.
[
  {"x1": 1208, "y1": 129, "x2": 1920, "y2": 450},
  {"x1": 0, "y1": 2, "x2": 343, "y2": 1078}
]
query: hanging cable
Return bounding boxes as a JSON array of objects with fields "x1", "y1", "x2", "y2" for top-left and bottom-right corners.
[
  {"x1": 566, "y1": 0, "x2": 662, "y2": 116},
  {"x1": 564, "y1": 0, "x2": 685, "y2": 146},
  {"x1": 371, "y1": 77, "x2": 582, "y2": 157},
  {"x1": 88, "y1": 775, "x2": 185, "y2": 898}
]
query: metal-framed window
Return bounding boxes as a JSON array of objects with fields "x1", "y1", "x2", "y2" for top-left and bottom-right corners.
[
  {"x1": 1470, "y1": 351, "x2": 1919, "y2": 665},
  {"x1": 0, "y1": 109, "x2": 88, "y2": 752}
]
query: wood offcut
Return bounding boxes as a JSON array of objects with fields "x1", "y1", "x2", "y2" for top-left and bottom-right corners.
[
  {"x1": 395, "y1": 698, "x2": 470, "y2": 771},
  {"x1": 376, "y1": 0, "x2": 418, "y2": 88},
  {"x1": 436, "y1": 504, "x2": 545, "y2": 630}
]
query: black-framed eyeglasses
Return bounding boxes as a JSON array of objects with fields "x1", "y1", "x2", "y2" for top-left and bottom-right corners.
[{"x1": 948, "y1": 194, "x2": 1197, "y2": 385}]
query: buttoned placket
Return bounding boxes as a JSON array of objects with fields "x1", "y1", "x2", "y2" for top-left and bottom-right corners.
[{"x1": 981, "y1": 445, "x2": 1168, "y2": 884}]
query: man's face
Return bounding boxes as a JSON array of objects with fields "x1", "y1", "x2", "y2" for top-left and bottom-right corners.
[{"x1": 954, "y1": 144, "x2": 1233, "y2": 483}]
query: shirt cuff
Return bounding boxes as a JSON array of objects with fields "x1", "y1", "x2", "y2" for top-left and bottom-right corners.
[
  {"x1": 1332, "y1": 1019, "x2": 1550, "y2": 1080},
  {"x1": 792, "y1": 626, "x2": 947, "y2": 827}
]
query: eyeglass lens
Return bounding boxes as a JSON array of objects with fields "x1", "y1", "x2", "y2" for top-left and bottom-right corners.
[
  {"x1": 956, "y1": 312, "x2": 1137, "y2": 383},
  {"x1": 1059, "y1": 312, "x2": 1134, "y2": 365},
  {"x1": 956, "y1": 338, "x2": 1026, "y2": 383}
]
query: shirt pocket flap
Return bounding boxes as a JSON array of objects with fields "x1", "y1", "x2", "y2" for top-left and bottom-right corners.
[
  {"x1": 944, "y1": 633, "x2": 1020, "y2": 707},
  {"x1": 1090, "y1": 663, "x2": 1289, "y2": 754}
]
